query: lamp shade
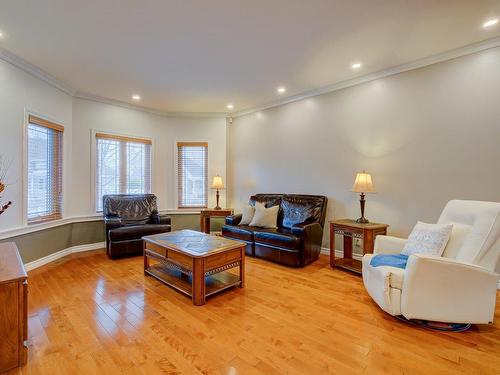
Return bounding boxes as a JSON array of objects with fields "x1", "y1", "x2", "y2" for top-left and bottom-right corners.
[
  {"x1": 352, "y1": 172, "x2": 375, "y2": 193},
  {"x1": 211, "y1": 175, "x2": 224, "y2": 189}
]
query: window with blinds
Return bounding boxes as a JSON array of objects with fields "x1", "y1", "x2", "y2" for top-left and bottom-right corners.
[
  {"x1": 27, "y1": 115, "x2": 64, "y2": 223},
  {"x1": 95, "y1": 133, "x2": 152, "y2": 211},
  {"x1": 177, "y1": 142, "x2": 208, "y2": 208}
]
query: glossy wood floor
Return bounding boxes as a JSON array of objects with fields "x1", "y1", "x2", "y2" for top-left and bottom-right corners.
[{"x1": 9, "y1": 250, "x2": 500, "y2": 375}]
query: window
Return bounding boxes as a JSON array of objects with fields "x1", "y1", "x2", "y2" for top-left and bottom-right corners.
[
  {"x1": 27, "y1": 115, "x2": 64, "y2": 223},
  {"x1": 95, "y1": 133, "x2": 152, "y2": 211},
  {"x1": 177, "y1": 142, "x2": 208, "y2": 208}
]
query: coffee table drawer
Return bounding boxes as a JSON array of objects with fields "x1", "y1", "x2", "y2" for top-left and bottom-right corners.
[
  {"x1": 205, "y1": 248, "x2": 242, "y2": 271},
  {"x1": 145, "y1": 242, "x2": 166, "y2": 257},
  {"x1": 167, "y1": 251, "x2": 193, "y2": 269}
]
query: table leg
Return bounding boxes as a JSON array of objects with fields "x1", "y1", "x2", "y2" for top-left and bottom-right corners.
[
  {"x1": 192, "y1": 258, "x2": 206, "y2": 306},
  {"x1": 143, "y1": 249, "x2": 149, "y2": 275},
  {"x1": 329, "y1": 224, "x2": 335, "y2": 267},
  {"x1": 239, "y1": 247, "x2": 245, "y2": 288}
]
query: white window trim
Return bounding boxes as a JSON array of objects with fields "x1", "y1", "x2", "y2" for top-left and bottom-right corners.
[
  {"x1": 23, "y1": 109, "x2": 66, "y2": 225},
  {"x1": 174, "y1": 139, "x2": 210, "y2": 210},
  {"x1": 90, "y1": 129, "x2": 154, "y2": 213}
]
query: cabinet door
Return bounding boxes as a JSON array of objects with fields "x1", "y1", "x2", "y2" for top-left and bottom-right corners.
[{"x1": 0, "y1": 282, "x2": 19, "y2": 372}]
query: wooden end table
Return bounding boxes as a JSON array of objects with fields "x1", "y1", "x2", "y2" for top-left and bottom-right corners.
[
  {"x1": 329, "y1": 219, "x2": 389, "y2": 274},
  {"x1": 143, "y1": 230, "x2": 245, "y2": 305},
  {"x1": 200, "y1": 208, "x2": 233, "y2": 234}
]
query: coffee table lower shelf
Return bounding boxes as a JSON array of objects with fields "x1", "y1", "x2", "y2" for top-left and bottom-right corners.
[{"x1": 145, "y1": 264, "x2": 242, "y2": 299}]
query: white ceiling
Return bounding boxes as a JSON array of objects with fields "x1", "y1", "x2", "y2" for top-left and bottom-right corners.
[{"x1": 1, "y1": 0, "x2": 500, "y2": 114}]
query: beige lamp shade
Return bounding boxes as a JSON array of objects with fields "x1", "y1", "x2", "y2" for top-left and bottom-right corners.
[
  {"x1": 211, "y1": 175, "x2": 224, "y2": 189},
  {"x1": 352, "y1": 172, "x2": 375, "y2": 193}
]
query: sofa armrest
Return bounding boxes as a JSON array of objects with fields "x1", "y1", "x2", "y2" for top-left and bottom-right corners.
[
  {"x1": 292, "y1": 222, "x2": 324, "y2": 265},
  {"x1": 104, "y1": 216, "x2": 122, "y2": 231},
  {"x1": 225, "y1": 214, "x2": 242, "y2": 226},
  {"x1": 402, "y1": 254, "x2": 499, "y2": 323},
  {"x1": 149, "y1": 213, "x2": 171, "y2": 225},
  {"x1": 374, "y1": 235, "x2": 407, "y2": 255}
]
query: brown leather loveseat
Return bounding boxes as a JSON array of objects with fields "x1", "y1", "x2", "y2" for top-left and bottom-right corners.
[
  {"x1": 222, "y1": 194, "x2": 327, "y2": 267},
  {"x1": 104, "y1": 194, "x2": 171, "y2": 258}
]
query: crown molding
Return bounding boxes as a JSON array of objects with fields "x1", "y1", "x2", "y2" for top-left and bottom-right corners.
[
  {"x1": 74, "y1": 91, "x2": 228, "y2": 118},
  {"x1": 0, "y1": 48, "x2": 76, "y2": 96},
  {"x1": 4, "y1": 36, "x2": 500, "y2": 120},
  {"x1": 231, "y1": 36, "x2": 500, "y2": 118}
]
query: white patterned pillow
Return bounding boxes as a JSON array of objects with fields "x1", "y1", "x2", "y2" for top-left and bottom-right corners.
[
  {"x1": 402, "y1": 221, "x2": 453, "y2": 257},
  {"x1": 239, "y1": 205, "x2": 255, "y2": 225}
]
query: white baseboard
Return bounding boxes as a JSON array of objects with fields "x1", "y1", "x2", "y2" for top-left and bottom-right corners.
[
  {"x1": 24, "y1": 242, "x2": 105, "y2": 271},
  {"x1": 321, "y1": 247, "x2": 500, "y2": 289}
]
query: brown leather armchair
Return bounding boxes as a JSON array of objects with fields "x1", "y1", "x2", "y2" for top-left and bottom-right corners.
[
  {"x1": 222, "y1": 194, "x2": 327, "y2": 267},
  {"x1": 103, "y1": 194, "x2": 171, "y2": 258}
]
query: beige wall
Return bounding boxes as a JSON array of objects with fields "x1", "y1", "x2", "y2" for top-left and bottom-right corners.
[
  {"x1": 70, "y1": 98, "x2": 228, "y2": 215},
  {"x1": 228, "y1": 47, "x2": 500, "y2": 271},
  {"x1": 0, "y1": 58, "x2": 73, "y2": 232}
]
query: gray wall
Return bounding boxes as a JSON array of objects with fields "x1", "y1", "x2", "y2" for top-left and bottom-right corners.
[{"x1": 228, "y1": 46, "x2": 500, "y2": 271}]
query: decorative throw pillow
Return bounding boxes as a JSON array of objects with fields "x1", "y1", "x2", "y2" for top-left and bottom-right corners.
[
  {"x1": 401, "y1": 221, "x2": 453, "y2": 257},
  {"x1": 249, "y1": 202, "x2": 279, "y2": 228},
  {"x1": 239, "y1": 205, "x2": 255, "y2": 225}
]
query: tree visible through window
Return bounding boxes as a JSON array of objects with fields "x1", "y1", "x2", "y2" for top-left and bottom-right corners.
[
  {"x1": 95, "y1": 133, "x2": 151, "y2": 211},
  {"x1": 177, "y1": 142, "x2": 208, "y2": 208},
  {"x1": 27, "y1": 115, "x2": 64, "y2": 223}
]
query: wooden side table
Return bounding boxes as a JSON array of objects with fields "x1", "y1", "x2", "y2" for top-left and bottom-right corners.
[
  {"x1": 329, "y1": 219, "x2": 389, "y2": 274},
  {"x1": 200, "y1": 208, "x2": 233, "y2": 234}
]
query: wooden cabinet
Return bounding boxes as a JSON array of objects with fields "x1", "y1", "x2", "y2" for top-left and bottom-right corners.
[
  {"x1": 0, "y1": 242, "x2": 28, "y2": 373},
  {"x1": 199, "y1": 209, "x2": 233, "y2": 234},
  {"x1": 329, "y1": 219, "x2": 388, "y2": 274}
]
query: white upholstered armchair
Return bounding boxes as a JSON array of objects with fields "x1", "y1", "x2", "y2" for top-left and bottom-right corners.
[{"x1": 362, "y1": 200, "x2": 500, "y2": 324}]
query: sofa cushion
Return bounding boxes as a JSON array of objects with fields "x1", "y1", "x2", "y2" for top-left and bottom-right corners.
[
  {"x1": 281, "y1": 194, "x2": 327, "y2": 229},
  {"x1": 253, "y1": 228, "x2": 301, "y2": 250},
  {"x1": 221, "y1": 224, "x2": 255, "y2": 242},
  {"x1": 108, "y1": 224, "x2": 171, "y2": 241}
]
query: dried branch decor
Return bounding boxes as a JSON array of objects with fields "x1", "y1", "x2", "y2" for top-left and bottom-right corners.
[{"x1": 0, "y1": 156, "x2": 12, "y2": 216}]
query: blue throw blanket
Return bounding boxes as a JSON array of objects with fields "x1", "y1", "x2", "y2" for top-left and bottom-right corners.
[{"x1": 369, "y1": 254, "x2": 409, "y2": 269}]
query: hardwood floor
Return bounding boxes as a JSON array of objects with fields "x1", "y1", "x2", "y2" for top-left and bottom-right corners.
[{"x1": 8, "y1": 250, "x2": 500, "y2": 375}]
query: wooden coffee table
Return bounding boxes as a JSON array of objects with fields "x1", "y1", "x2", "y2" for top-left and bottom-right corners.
[{"x1": 142, "y1": 230, "x2": 245, "y2": 305}]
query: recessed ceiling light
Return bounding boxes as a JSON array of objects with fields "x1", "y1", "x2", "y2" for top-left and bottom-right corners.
[
  {"x1": 226, "y1": 104, "x2": 234, "y2": 110},
  {"x1": 0, "y1": 31, "x2": 4, "y2": 39},
  {"x1": 351, "y1": 62, "x2": 362, "y2": 69},
  {"x1": 277, "y1": 86, "x2": 286, "y2": 94},
  {"x1": 132, "y1": 94, "x2": 141, "y2": 100},
  {"x1": 483, "y1": 18, "x2": 498, "y2": 28}
]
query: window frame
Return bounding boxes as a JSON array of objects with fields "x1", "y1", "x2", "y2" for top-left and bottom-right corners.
[
  {"x1": 25, "y1": 114, "x2": 64, "y2": 225},
  {"x1": 92, "y1": 130, "x2": 153, "y2": 212},
  {"x1": 176, "y1": 141, "x2": 209, "y2": 210}
]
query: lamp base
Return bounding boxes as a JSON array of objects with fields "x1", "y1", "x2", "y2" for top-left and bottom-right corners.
[
  {"x1": 356, "y1": 217, "x2": 369, "y2": 224},
  {"x1": 214, "y1": 206, "x2": 222, "y2": 210}
]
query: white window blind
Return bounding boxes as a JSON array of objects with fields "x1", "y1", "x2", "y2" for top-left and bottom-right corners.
[
  {"x1": 177, "y1": 142, "x2": 208, "y2": 208},
  {"x1": 95, "y1": 133, "x2": 152, "y2": 211},
  {"x1": 27, "y1": 115, "x2": 64, "y2": 223}
]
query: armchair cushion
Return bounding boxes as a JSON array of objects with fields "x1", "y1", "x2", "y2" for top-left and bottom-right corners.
[
  {"x1": 108, "y1": 224, "x2": 171, "y2": 242},
  {"x1": 253, "y1": 228, "x2": 301, "y2": 250}
]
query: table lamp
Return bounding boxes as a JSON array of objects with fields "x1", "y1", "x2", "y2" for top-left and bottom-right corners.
[
  {"x1": 352, "y1": 171, "x2": 375, "y2": 224},
  {"x1": 211, "y1": 175, "x2": 224, "y2": 210}
]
